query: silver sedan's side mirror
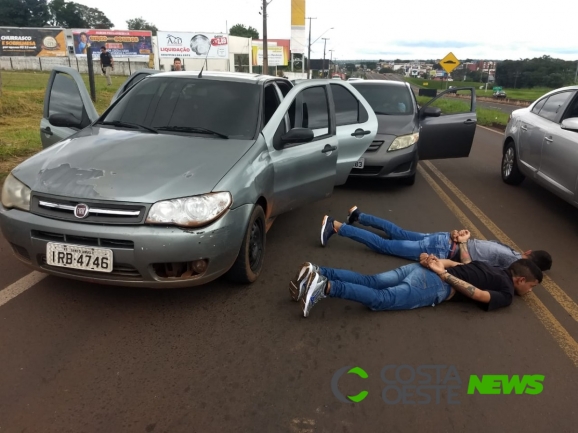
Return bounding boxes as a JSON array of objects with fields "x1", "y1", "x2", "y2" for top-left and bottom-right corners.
[{"x1": 561, "y1": 117, "x2": 578, "y2": 132}]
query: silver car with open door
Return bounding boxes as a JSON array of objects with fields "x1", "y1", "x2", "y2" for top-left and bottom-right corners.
[
  {"x1": 1, "y1": 68, "x2": 377, "y2": 288},
  {"x1": 347, "y1": 81, "x2": 476, "y2": 184}
]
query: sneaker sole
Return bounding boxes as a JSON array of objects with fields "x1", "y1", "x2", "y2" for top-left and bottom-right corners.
[
  {"x1": 289, "y1": 281, "x2": 300, "y2": 302},
  {"x1": 302, "y1": 273, "x2": 320, "y2": 317},
  {"x1": 347, "y1": 206, "x2": 358, "y2": 225},
  {"x1": 290, "y1": 263, "x2": 314, "y2": 302},
  {"x1": 321, "y1": 215, "x2": 329, "y2": 246}
]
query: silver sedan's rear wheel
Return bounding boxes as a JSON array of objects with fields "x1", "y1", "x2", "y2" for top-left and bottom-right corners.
[{"x1": 502, "y1": 142, "x2": 525, "y2": 185}]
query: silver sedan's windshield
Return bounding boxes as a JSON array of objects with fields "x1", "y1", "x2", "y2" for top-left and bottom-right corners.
[{"x1": 102, "y1": 77, "x2": 260, "y2": 139}]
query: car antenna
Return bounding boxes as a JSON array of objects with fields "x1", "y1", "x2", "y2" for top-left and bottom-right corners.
[{"x1": 198, "y1": 42, "x2": 212, "y2": 78}]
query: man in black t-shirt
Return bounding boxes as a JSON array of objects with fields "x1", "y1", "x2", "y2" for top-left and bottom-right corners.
[
  {"x1": 99, "y1": 46, "x2": 114, "y2": 86},
  {"x1": 291, "y1": 253, "x2": 542, "y2": 317}
]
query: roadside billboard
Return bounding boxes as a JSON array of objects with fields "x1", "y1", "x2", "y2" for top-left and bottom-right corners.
[
  {"x1": 0, "y1": 27, "x2": 67, "y2": 57},
  {"x1": 252, "y1": 39, "x2": 290, "y2": 66},
  {"x1": 157, "y1": 31, "x2": 229, "y2": 59},
  {"x1": 291, "y1": 0, "x2": 306, "y2": 54},
  {"x1": 72, "y1": 29, "x2": 152, "y2": 57}
]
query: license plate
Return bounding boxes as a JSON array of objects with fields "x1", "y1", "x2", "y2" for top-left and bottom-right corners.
[
  {"x1": 354, "y1": 158, "x2": 365, "y2": 169},
  {"x1": 46, "y1": 242, "x2": 113, "y2": 273}
]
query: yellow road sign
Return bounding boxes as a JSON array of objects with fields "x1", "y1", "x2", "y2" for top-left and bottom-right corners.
[{"x1": 440, "y1": 52, "x2": 460, "y2": 74}]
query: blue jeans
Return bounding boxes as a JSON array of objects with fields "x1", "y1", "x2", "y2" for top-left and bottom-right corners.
[
  {"x1": 338, "y1": 213, "x2": 452, "y2": 261},
  {"x1": 320, "y1": 263, "x2": 452, "y2": 311}
]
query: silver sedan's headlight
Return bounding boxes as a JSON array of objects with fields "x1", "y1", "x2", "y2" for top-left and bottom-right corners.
[
  {"x1": 1, "y1": 173, "x2": 31, "y2": 211},
  {"x1": 146, "y1": 192, "x2": 232, "y2": 227},
  {"x1": 388, "y1": 133, "x2": 419, "y2": 152}
]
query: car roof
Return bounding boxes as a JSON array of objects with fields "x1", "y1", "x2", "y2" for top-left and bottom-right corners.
[
  {"x1": 148, "y1": 70, "x2": 282, "y2": 85},
  {"x1": 349, "y1": 79, "x2": 407, "y2": 87}
]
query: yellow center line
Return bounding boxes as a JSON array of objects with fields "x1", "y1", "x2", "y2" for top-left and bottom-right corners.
[
  {"x1": 417, "y1": 164, "x2": 578, "y2": 368},
  {"x1": 423, "y1": 160, "x2": 578, "y2": 323}
]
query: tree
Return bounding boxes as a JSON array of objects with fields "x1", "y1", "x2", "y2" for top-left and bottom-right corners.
[
  {"x1": 379, "y1": 67, "x2": 394, "y2": 74},
  {"x1": 49, "y1": 0, "x2": 113, "y2": 28},
  {"x1": 0, "y1": 0, "x2": 50, "y2": 27},
  {"x1": 127, "y1": 17, "x2": 158, "y2": 36},
  {"x1": 365, "y1": 61, "x2": 377, "y2": 71},
  {"x1": 345, "y1": 63, "x2": 356, "y2": 72},
  {"x1": 229, "y1": 23, "x2": 259, "y2": 39}
]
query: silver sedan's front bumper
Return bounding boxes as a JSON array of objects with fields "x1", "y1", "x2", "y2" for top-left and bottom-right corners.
[
  {"x1": 349, "y1": 136, "x2": 418, "y2": 179},
  {"x1": 0, "y1": 204, "x2": 253, "y2": 288}
]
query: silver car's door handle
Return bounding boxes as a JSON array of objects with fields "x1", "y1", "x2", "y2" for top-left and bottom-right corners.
[
  {"x1": 321, "y1": 144, "x2": 337, "y2": 153},
  {"x1": 351, "y1": 129, "x2": 371, "y2": 137},
  {"x1": 463, "y1": 119, "x2": 476, "y2": 125},
  {"x1": 544, "y1": 137, "x2": 553, "y2": 143},
  {"x1": 41, "y1": 127, "x2": 53, "y2": 136},
  {"x1": 520, "y1": 125, "x2": 528, "y2": 132}
]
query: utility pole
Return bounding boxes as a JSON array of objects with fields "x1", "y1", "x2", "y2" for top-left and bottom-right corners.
[
  {"x1": 262, "y1": 0, "x2": 269, "y2": 75},
  {"x1": 322, "y1": 38, "x2": 329, "y2": 78},
  {"x1": 329, "y1": 49, "x2": 334, "y2": 76},
  {"x1": 306, "y1": 17, "x2": 317, "y2": 79}
]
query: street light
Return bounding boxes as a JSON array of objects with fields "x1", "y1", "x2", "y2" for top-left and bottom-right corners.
[
  {"x1": 307, "y1": 26, "x2": 334, "y2": 79},
  {"x1": 329, "y1": 49, "x2": 334, "y2": 76}
]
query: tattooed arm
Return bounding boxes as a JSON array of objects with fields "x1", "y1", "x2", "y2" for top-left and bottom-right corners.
[
  {"x1": 427, "y1": 255, "x2": 490, "y2": 303},
  {"x1": 458, "y1": 242, "x2": 472, "y2": 264},
  {"x1": 438, "y1": 272, "x2": 490, "y2": 303},
  {"x1": 455, "y1": 230, "x2": 472, "y2": 264}
]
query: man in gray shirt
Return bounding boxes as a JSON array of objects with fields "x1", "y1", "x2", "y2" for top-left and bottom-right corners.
[{"x1": 319, "y1": 206, "x2": 552, "y2": 271}]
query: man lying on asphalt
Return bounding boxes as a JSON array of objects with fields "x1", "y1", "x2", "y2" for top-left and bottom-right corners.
[
  {"x1": 320, "y1": 206, "x2": 552, "y2": 271},
  {"x1": 289, "y1": 253, "x2": 542, "y2": 318}
]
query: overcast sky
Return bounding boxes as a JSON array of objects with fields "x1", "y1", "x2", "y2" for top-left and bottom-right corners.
[{"x1": 75, "y1": 0, "x2": 578, "y2": 61}]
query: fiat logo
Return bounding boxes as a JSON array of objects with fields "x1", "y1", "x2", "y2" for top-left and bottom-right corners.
[{"x1": 74, "y1": 204, "x2": 90, "y2": 219}]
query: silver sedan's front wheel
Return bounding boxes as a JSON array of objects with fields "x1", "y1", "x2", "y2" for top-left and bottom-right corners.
[{"x1": 501, "y1": 142, "x2": 525, "y2": 185}]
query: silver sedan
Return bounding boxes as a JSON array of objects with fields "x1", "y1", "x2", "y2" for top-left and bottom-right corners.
[{"x1": 501, "y1": 85, "x2": 578, "y2": 207}]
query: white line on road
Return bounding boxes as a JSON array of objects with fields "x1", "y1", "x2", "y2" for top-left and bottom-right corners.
[
  {"x1": 0, "y1": 272, "x2": 47, "y2": 308},
  {"x1": 477, "y1": 125, "x2": 503, "y2": 134}
]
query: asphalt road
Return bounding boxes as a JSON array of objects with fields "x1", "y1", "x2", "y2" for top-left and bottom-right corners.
[
  {"x1": 1, "y1": 127, "x2": 578, "y2": 432},
  {"x1": 366, "y1": 72, "x2": 520, "y2": 114}
]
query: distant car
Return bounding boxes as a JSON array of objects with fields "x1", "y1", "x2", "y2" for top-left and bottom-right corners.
[
  {"x1": 501, "y1": 85, "x2": 578, "y2": 208},
  {"x1": 347, "y1": 80, "x2": 477, "y2": 185},
  {"x1": 0, "y1": 68, "x2": 378, "y2": 288},
  {"x1": 493, "y1": 91, "x2": 507, "y2": 99},
  {"x1": 347, "y1": 77, "x2": 362, "y2": 81}
]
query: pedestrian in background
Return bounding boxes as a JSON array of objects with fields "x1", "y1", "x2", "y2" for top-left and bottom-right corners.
[{"x1": 100, "y1": 46, "x2": 114, "y2": 86}]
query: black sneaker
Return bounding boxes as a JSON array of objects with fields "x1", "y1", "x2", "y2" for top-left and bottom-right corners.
[
  {"x1": 289, "y1": 262, "x2": 320, "y2": 302},
  {"x1": 321, "y1": 215, "x2": 336, "y2": 247},
  {"x1": 346, "y1": 206, "x2": 360, "y2": 225}
]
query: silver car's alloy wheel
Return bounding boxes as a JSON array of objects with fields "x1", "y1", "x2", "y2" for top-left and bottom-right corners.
[{"x1": 503, "y1": 147, "x2": 514, "y2": 178}]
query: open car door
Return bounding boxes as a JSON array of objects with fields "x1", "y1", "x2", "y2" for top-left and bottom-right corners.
[
  {"x1": 262, "y1": 80, "x2": 339, "y2": 217},
  {"x1": 417, "y1": 87, "x2": 477, "y2": 160},
  {"x1": 40, "y1": 66, "x2": 99, "y2": 149},
  {"x1": 110, "y1": 68, "x2": 158, "y2": 105},
  {"x1": 328, "y1": 82, "x2": 378, "y2": 185}
]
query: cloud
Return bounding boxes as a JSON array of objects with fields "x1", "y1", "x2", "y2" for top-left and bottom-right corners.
[
  {"x1": 530, "y1": 46, "x2": 578, "y2": 55},
  {"x1": 391, "y1": 40, "x2": 479, "y2": 49}
]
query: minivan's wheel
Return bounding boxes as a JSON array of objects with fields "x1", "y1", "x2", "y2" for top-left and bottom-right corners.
[
  {"x1": 227, "y1": 205, "x2": 266, "y2": 284},
  {"x1": 502, "y1": 142, "x2": 525, "y2": 185}
]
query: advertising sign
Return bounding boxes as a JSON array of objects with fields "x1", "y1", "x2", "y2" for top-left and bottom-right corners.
[
  {"x1": 252, "y1": 39, "x2": 290, "y2": 66},
  {"x1": 291, "y1": 0, "x2": 306, "y2": 54},
  {"x1": 72, "y1": 29, "x2": 152, "y2": 57},
  {"x1": 157, "y1": 32, "x2": 229, "y2": 59},
  {"x1": 252, "y1": 46, "x2": 286, "y2": 66},
  {"x1": 0, "y1": 27, "x2": 66, "y2": 57}
]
